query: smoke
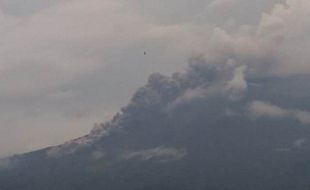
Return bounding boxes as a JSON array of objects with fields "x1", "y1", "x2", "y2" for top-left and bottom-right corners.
[
  {"x1": 0, "y1": 0, "x2": 304, "y2": 158},
  {"x1": 3, "y1": 3, "x2": 310, "y2": 190},
  {"x1": 248, "y1": 101, "x2": 288, "y2": 118},
  {"x1": 0, "y1": 0, "x2": 308, "y2": 158},
  {"x1": 123, "y1": 147, "x2": 187, "y2": 162},
  {"x1": 33, "y1": 0, "x2": 310, "y2": 160},
  {"x1": 96, "y1": 0, "x2": 310, "y2": 133},
  {"x1": 248, "y1": 101, "x2": 310, "y2": 125}
]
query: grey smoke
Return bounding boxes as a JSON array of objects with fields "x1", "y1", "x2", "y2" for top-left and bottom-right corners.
[
  {"x1": 0, "y1": 0, "x2": 309, "y2": 158},
  {"x1": 123, "y1": 147, "x2": 187, "y2": 162},
  {"x1": 249, "y1": 101, "x2": 310, "y2": 125}
]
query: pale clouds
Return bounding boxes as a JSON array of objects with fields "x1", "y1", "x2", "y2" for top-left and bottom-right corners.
[
  {"x1": 226, "y1": 65, "x2": 248, "y2": 99},
  {"x1": 200, "y1": 0, "x2": 310, "y2": 77},
  {"x1": 248, "y1": 101, "x2": 288, "y2": 118},
  {"x1": 257, "y1": 0, "x2": 310, "y2": 75},
  {"x1": 0, "y1": 0, "x2": 145, "y2": 98},
  {"x1": 207, "y1": 0, "x2": 241, "y2": 12},
  {"x1": 249, "y1": 101, "x2": 310, "y2": 125}
]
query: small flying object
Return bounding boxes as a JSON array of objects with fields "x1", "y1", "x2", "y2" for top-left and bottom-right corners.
[{"x1": 144, "y1": 51, "x2": 146, "y2": 55}]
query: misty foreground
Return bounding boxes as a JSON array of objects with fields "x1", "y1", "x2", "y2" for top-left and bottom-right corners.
[{"x1": 1, "y1": 59, "x2": 310, "y2": 190}]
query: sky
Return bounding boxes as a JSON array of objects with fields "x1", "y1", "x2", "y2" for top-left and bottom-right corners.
[{"x1": 2, "y1": 0, "x2": 310, "y2": 157}]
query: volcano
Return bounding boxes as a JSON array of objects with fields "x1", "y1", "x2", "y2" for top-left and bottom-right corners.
[{"x1": 1, "y1": 58, "x2": 310, "y2": 190}]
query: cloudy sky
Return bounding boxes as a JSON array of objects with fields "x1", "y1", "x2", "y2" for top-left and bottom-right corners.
[{"x1": 3, "y1": 0, "x2": 310, "y2": 157}]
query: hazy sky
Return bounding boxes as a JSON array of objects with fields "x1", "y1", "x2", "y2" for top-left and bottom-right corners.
[{"x1": 0, "y1": 0, "x2": 301, "y2": 157}]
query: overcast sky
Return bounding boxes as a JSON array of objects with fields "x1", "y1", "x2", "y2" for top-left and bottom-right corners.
[{"x1": 1, "y1": 0, "x2": 306, "y2": 157}]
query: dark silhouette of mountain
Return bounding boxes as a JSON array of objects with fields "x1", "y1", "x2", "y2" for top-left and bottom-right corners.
[{"x1": 1, "y1": 59, "x2": 310, "y2": 190}]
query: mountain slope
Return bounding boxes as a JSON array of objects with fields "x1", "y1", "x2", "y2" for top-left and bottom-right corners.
[{"x1": 1, "y1": 60, "x2": 310, "y2": 190}]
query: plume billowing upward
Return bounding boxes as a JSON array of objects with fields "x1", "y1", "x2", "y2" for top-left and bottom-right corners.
[{"x1": 1, "y1": 0, "x2": 310, "y2": 189}]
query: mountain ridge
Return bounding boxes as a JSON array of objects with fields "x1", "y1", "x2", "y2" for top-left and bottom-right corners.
[{"x1": 1, "y1": 59, "x2": 310, "y2": 189}]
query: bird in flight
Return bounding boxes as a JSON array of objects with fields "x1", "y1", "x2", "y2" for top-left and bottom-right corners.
[{"x1": 144, "y1": 51, "x2": 146, "y2": 55}]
